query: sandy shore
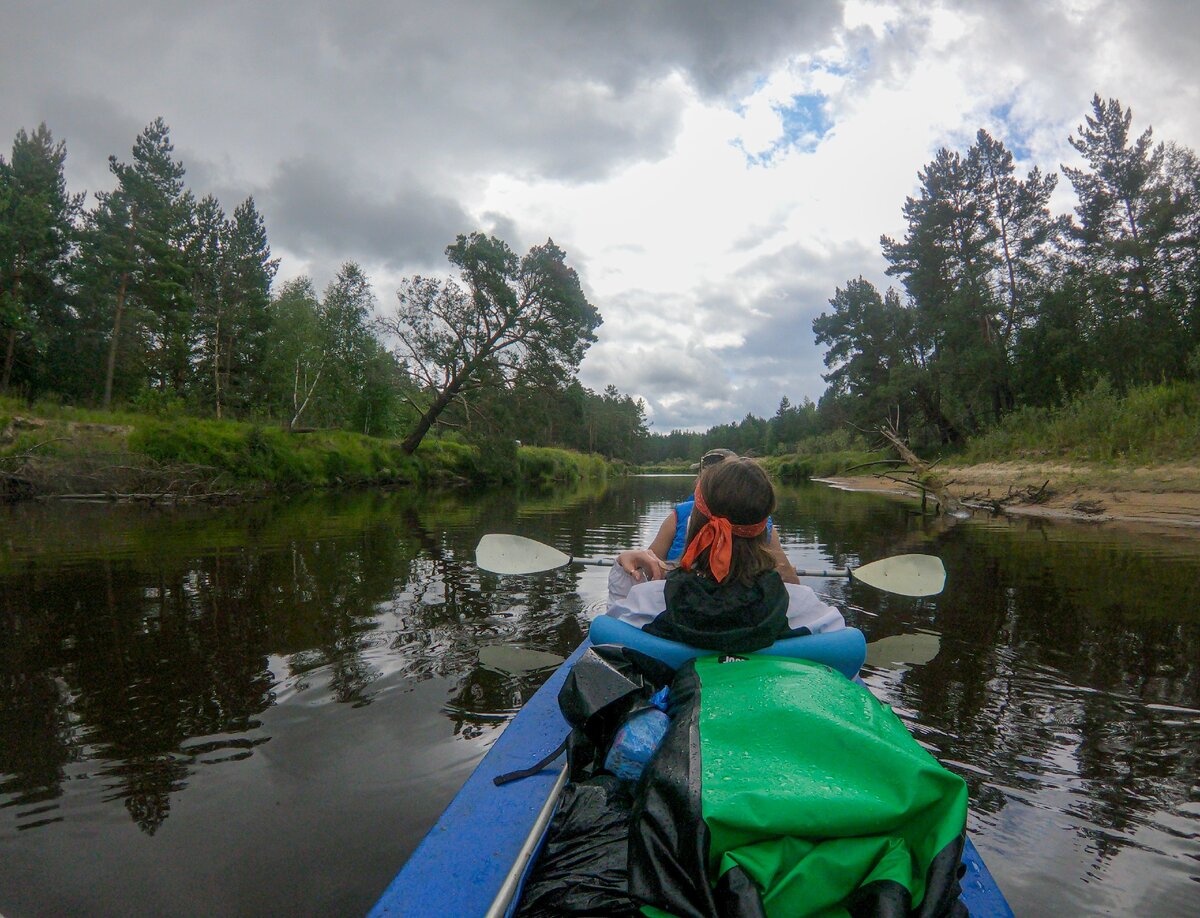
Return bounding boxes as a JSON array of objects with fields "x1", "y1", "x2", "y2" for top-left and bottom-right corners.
[{"x1": 816, "y1": 461, "x2": 1200, "y2": 533}]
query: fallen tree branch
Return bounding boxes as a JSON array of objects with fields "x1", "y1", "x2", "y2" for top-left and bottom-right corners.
[
  {"x1": 0, "y1": 437, "x2": 68, "y2": 464},
  {"x1": 46, "y1": 489, "x2": 244, "y2": 504},
  {"x1": 877, "y1": 417, "x2": 967, "y2": 516}
]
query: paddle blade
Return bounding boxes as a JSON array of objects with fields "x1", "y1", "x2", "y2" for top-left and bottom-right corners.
[
  {"x1": 475, "y1": 534, "x2": 570, "y2": 575},
  {"x1": 851, "y1": 554, "x2": 946, "y2": 597},
  {"x1": 478, "y1": 644, "x2": 565, "y2": 674},
  {"x1": 865, "y1": 631, "x2": 942, "y2": 669}
]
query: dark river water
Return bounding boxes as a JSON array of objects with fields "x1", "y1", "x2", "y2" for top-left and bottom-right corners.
[{"x1": 1, "y1": 476, "x2": 1198, "y2": 916}]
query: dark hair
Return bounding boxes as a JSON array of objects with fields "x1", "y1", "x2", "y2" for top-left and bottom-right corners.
[{"x1": 684, "y1": 458, "x2": 777, "y2": 584}]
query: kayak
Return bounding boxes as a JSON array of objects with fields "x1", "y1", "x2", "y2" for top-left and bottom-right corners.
[{"x1": 368, "y1": 635, "x2": 1014, "y2": 917}]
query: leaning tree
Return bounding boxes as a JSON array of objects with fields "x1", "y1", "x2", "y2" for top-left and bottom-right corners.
[{"x1": 382, "y1": 232, "x2": 601, "y2": 454}]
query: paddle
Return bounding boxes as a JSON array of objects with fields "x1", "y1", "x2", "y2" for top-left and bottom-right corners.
[{"x1": 475, "y1": 534, "x2": 945, "y2": 597}]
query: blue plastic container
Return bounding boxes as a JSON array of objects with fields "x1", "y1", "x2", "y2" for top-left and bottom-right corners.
[{"x1": 604, "y1": 688, "x2": 670, "y2": 781}]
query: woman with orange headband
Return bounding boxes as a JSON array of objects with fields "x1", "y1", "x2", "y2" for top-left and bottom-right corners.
[
  {"x1": 606, "y1": 458, "x2": 843, "y2": 651},
  {"x1": 644, "y1": 448, "x2": 800, "y2": 584}
]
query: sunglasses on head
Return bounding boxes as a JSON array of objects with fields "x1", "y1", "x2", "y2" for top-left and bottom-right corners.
[{"x1": 700, "y1": 452, "x2": 729, "y2": 468}]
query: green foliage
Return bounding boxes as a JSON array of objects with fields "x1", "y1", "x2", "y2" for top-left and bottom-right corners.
[
  {"x1": 761, "y1": 428, "x2": 882, "y2": 482},
  {"x1": 126, "y1": 416, "x2": 429, "y2": 488},
  {"x1": 129, "y1": 387, "x2": 187, "y2": 417},
  {"x1": 516, "y1": 445, "x2": 609, "y2": 486},
  {"x1": 809, "y1": 96, "x2": 1200, "y2": 453},
  {"x1": 1190, "y1": 345, "x2": 1200, "y2": 381},
  {"x1": 0, "y1": 123, "x2": 82, "y2": 396},
  {"x1": 384, "y1": 232, "x2": 602, "y2": 453},
  {"x1": 0, "y1": 121, "x2": 650, "y2": 464},
  {"x1": 959, "y1": 378, "x2": 1200, "y2": 464}
]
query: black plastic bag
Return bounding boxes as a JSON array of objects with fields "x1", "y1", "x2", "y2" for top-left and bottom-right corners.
[{"x1": 514, "y1": 775, "x2": 639, "y2": 917}]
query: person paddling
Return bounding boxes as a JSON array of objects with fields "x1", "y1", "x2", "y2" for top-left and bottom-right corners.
[
  {"x1": 607, "y1": 457, "x2": 843, "y2": 652},
  {"x1": 644, "y1": 448, "x2": 800, "y2": 583}
]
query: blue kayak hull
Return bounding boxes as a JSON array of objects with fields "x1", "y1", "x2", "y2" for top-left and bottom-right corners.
[{"x1": 368, "y1": 638, "x2": 1013, "y2": 917}]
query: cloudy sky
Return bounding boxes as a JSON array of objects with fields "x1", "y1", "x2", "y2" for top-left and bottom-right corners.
[{"x1": 4, "y1": 1, "x2": 1199, "y2": 431}]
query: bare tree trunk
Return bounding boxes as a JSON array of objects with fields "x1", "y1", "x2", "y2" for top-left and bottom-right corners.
[
  {"x1": 400, "y1": 384, "x2": 459, "y2": 454},
  {"x1": 879, "y1": 421, "x2": 966, "y2": 516},
  {"x1": 290, "y1": 358, "x2": 323, "y2": 430},
  {"x1": 3, "y1": 270, "x2": 24, "y2": 394},
  {"x1": 1, "y1": 327, "x2": 16, "y2": 394},
  {"x1": 213, "y1": 316, "x2": 222, "y2": 419},
  {"x1": 102, "y1": 271, "x2": 130, "y2": 410}
]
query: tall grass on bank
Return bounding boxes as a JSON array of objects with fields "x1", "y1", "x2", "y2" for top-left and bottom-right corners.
[
  {"x1": 517, "y1": 445, "x2": 609, "y2": 486},
  {"x1": 958, "y1": 379, "x2": 1200, "y2": 465},
  {"x1": 762, "y1": 429, "x2": 884, "y2": 482},
  {"x1": 1, "y1": 397, "x2": 613, "y2": 495},
  {"x1": 129, "y1": 419, "x2": 422, "y2": 486}
]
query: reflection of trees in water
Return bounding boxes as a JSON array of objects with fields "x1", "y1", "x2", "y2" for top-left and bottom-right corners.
[
  {"x1": 872, "y1": 520, "x2": 1200, "y2": 876},
  {"x1": 0, "y1": 483, "x2": 614, "y2": 834},
  {"x1": 0, "y1": 602, "x2": 74, "y2": 829},
  {"x1": 386, "y1": 507, "x2": 588, "y2": 694},
  {"x1": 270, "y1": 519, "x2": 424, "y2": 705},
  {"x1": 0, "y1": 557, "x2": 278, "y2": 833},
  {"x1": 0, "y1": 504, "x2": 426, "y2": 832},
  {"x1": 6, "y1": 475, "x2": 1197, "y2": 878}
]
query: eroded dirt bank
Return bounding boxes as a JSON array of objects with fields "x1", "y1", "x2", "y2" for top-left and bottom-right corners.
[{"x1": 817, "y1": 462, "x2": 1200, "y2": 531}]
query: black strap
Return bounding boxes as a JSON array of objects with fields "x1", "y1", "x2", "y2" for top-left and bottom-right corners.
[{"x1": 492, "y1": 736, "x2": 568, "y2": 786}]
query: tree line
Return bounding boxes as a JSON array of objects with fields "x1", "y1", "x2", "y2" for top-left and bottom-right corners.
[
  {"x1": 814, "y1": 94, "x2": 1200, "y2": 446},
  {"x1": 0, "y1": 119, "x2": 650, "y2": 460},
  {"x1": 644, "y1": 94, "x2": 1200, "y2": 461},
  {"x1": 11, "y1": 95, "x2": 1189, "y2": 469}
]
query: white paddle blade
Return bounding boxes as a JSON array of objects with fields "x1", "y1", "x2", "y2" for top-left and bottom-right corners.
[
  {"x1": 851, "y1": 554, "x2": 946, "y2": 597},
  {"x1": 475, "y1": 534, "x2": 570, "y2": 575}
]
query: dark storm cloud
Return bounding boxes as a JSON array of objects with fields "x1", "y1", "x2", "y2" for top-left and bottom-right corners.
[
  {"x1": 0, "y1": 0, "x2": 850, "y2": 318},
  {"x1": 259, "y1": 156, "x2": 471, "y2": 272},
  {"x1": 33, "y1": 91, "x2": 146, "y2": 195},
  {"x1": 0, "y1": 1, "x2": 846, "y2": 186}
]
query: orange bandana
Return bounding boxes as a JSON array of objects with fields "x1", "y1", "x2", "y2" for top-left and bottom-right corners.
[{"x1": 679, "y1": 486, "x2": 768, "y2": 583}]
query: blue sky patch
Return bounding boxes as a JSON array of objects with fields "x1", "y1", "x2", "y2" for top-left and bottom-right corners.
[
  {"x1": 737, "y1": 92, "x2": 834, "y2": 166},
  {"x1": 777, "y1": 93, "x2": 833, "y2": 151},
  {"x1": 988, "y1": 99, "x2": 1033, "y2": 161}
]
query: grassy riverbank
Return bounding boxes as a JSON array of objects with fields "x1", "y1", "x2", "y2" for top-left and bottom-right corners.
[
  {"x1": 813, "y1": 380, "x2": 1200, "y2": 529},
  {"x1": 0, "y1": 398, "x2": 611, "y2": 501}
]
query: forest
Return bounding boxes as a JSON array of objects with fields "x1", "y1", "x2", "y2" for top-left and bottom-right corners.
[
  {"x1": 3, "y1": 94, "x2": 1199, "y2": 469},
  {"x1": 0, "y1": 118, "x2": 646, "y2": 462}
]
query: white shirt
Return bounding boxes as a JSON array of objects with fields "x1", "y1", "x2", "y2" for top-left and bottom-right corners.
[{"x1": 605, "y1": 565, "x2": 845, "y2": 635}]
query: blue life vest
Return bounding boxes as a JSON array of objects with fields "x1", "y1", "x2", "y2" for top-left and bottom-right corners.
[{"x1": 666, "y1": 498, "x2": 773, "y2": 562}]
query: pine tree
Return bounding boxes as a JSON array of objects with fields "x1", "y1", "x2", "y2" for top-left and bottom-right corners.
[
  {"x1": 221, "y1": 198, "x2": 276, "y2": 413},
  {"x1": 185, "y1": 194, "x2": 227, "y2": 411},
  {"x1": 384, "y1": 233, "x2": 601, "y2": 454},
  {"x1": 77, "y1": 118, "x2": 193, "y2": 408},
  {"x1": 188, "y1": 196, "x2": 277, "y2": 416},
  {"x1": 0, "y1": 124, "x2": 81, "y2": 394},
  {"x1": 1063, "y1": 96, "x2": 1181, "y2": 386}
]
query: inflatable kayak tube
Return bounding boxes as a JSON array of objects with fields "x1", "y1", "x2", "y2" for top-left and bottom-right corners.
[{"x1": 589, "y1": 614, "x2": 867, "y2": 678}]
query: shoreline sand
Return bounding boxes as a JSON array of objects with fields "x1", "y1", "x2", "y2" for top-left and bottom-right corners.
[{"x1": 815, "y1": 461, "x2": 1200, "y2": 535}]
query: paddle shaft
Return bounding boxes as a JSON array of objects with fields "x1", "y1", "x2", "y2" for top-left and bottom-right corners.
[
  {"x1": 568, "y1": 555, "x2": 853, "y2": 579},
  {"x1": 475, "y1": 535, "x2": 944, "y2": 596}
]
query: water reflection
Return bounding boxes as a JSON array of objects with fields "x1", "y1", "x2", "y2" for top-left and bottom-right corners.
[
  {"x1": 822, "y1": 503, "x2": 1200, "y2": 913},
  {"x1": 0, "y1": 478, "x2": 1198, "y2": 915}
]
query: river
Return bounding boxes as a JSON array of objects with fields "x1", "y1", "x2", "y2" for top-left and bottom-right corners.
[{"x1": 1, "y1": 476, "x2": 1197, "y2": 916}]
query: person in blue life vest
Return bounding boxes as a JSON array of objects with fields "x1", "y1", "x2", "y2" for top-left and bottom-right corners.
[
  {"x1": 640, "y1": 448, "x2": 799, "y2": 584},
  {"x1": 607, "y1": 457, "x2": 843, "y2": 648}
]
